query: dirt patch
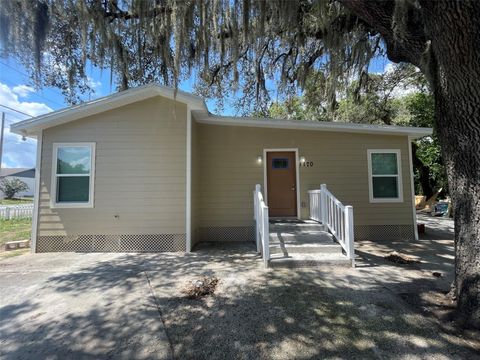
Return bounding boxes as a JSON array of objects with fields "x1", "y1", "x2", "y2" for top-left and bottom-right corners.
[
  {"x1": 384, "y1": 251, "x2": 421, "y2": 265},
  {"x1": 399, "y1": 290, "x2": 455, "y2": 318},
  {"x1": 399, "y1": 290, "x2": 480, "y2": 352},
  {"x1": 182, "y1": 276, "x2": 219, "y2": 299}
]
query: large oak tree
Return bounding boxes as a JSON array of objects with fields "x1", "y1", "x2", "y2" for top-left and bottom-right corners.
[{"x1": 1, "y1": 0, "x2": 478, "y2": 328}]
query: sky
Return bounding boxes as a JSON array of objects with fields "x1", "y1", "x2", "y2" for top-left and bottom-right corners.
[{"x1": 0, "y1": 56, "x2": 392, "y2": 170}]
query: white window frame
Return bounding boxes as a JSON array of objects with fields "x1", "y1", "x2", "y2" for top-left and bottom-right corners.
[
  {"x1": 51, "y1": 142, "x2": 96, "y2": 208},
  {"x1": 367, "y1": 149, "x2": 403, "y2": 203}
]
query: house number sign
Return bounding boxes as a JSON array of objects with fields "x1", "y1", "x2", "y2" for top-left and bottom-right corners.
[{"x1": 301, "y1": 161, "x2": 314, "y2": 167}]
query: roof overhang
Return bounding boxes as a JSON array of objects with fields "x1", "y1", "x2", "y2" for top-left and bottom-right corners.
[
  {"x1": 192, "y1": 111, "x2": 432, "y2": 139},
  {"x1": 11, "y1": 83, "x2": 207, "y2": 137}
]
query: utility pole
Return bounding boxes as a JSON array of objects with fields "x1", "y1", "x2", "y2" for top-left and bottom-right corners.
[{"x1": 0, "y1": 112, "x2": 5, "y2": 171}]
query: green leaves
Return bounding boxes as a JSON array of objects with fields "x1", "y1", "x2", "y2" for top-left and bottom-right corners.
[
  {"x1": 0, "y1": 178, "x2": 29, "y2": 200},
  {"x1": 264, "y1": 64, "x2": 446, "y2": 196}
]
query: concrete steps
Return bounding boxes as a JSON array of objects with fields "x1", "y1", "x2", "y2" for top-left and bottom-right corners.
[
  {"x1": 268, "y1": 252, "x2": 351, "y2": 268},
  {"x1": 269, "y1": 221, "x2": 328, "y2": 233},
  {"x1": 267, "y1": 220, "x2": 351, "y2": 267}
]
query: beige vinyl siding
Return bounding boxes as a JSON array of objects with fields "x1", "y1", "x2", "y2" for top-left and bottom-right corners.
[
  {"x1": 195, "y1": 123, "x2": 413, "y2": 228},
  {"x1": 38, "y1": 96, "x2": 187, "y2": 236}
]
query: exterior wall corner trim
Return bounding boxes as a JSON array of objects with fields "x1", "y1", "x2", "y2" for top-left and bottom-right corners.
[
  {"x1": 186, "y1": 107, "x2": 192, "y2": 252},
  {"x1": 31, "y1": 130, "x2": 43, "y2": 253}
]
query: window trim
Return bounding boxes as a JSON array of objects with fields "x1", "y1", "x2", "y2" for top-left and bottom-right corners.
[
  {"x1": 51, "y1": 142, "x2": 96, "y2": 208},
  {"x1": 367, "y1": 149, "x2": 403, "y2": 203}
]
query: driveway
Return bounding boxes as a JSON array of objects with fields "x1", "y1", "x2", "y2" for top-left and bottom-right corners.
[
  {"x1": 1, "y1": 215, "x2": 478, "y2": 359},
  {"x1": 0, "y1": 253, "x2": 172, "y2": 360}
]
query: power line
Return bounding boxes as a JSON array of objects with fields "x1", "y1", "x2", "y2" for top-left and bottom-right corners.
[
  {"x1": 0, "y1": 77, "x2": 64, "y2": 107},
  {"x1": 0, "y1": 104, "x2": 34, "y2": 117},
  {"x1": 0, "y1": 111, "x2": 25, "y2": 122},
  {"x1": 3, "y1": 117, "x2": 17, "y2": 125},
  {"x1": 1, "y1": 112, "x2": 29, "y2": 125},
  {"x1": 0, "y1": 113, "x2": 5, "y2": 167},
  {"x1": 0, "y1": 60, "x2": 109, "y2": 107},
  {"x1": 0, "y1": 60, "x2": 66, "y2": 99},
  {"x1": 0, "y1": 110, "x2": 31, "y2": 172},
  {"x1": 0, "y1": 110, "x2": 21, "y2": 122}
]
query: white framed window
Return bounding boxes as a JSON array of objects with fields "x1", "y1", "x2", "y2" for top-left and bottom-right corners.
[
  {"x1": 367, "y1": 149, "x2": 403, "y2": 203},
  {"x1": 51, "y1": 143, "x2": 96, "y2": 208}
]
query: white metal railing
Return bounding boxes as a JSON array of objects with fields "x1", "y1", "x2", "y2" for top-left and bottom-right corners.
[
  {"x1": 253, "y1": 184, "x2": 270, "y2": 267},
  {"x1": 0, "y1": 204, "x2": 34, "y2": 219},
  {"x1": 308, "y1": 184, "x2": 355, "y2": 266}
]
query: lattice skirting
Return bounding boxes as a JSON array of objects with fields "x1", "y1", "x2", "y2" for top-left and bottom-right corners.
[
  {"x1": 36, "y1": 234, "x2": 186, "y2": 253},
  {"x1": 198, "y1": 226, "x2": 255, "y2": 242},
  {"x1": 354, "y1": 225, "x2": 415, "y2": 241}
]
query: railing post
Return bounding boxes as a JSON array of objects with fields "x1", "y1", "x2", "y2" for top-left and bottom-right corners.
[
  {"x1": 345, "y1": 205, "x2": 355, "y2": 267},
  {"x1": 263, "y1": 206, "x2": 270, "y2": 268},
  {"x1": 320, "y1": 184, "x2": 327, "y2": 224},
  {"x1": 313, "y1": 193, "x2": 315, "y2": 220},
  {"x1": 254, "y1": 184, "x2": 261, "y2": 252}
]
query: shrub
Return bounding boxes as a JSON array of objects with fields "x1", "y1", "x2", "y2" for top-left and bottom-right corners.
[{"x1": 0, "y1": 178, "x2": 29, "y2": 199}]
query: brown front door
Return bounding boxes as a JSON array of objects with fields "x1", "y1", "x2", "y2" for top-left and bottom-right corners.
[{"x1": 266, "y1": 151, "x2": 297, "y2": 217}]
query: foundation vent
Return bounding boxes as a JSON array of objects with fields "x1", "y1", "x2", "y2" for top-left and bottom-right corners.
[
  {"x1": 36, "y1": 233, "x2": 186, "y2": 253},
  {"x1": 354, "y1": 225, "x2": 415, "y2": 241}
]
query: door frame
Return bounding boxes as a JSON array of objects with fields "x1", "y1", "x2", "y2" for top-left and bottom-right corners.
[{"x1": 263, "y1": 148, "x2": 301, "y2": 219}]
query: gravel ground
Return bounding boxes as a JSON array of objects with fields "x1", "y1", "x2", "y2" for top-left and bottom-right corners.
[
  {"x1": 1, "y1": 214, "x2": 478, "y2": 359},
  {"x1": 146, "y1": 239, "x2": 479, "y2": 359}
]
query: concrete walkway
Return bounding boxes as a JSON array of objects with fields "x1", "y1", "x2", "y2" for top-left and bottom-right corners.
[{"x1": 0, "y1": 253, "x2": 172, "y2": 360}]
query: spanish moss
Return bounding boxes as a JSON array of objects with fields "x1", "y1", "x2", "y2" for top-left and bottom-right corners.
[{"x1": 0, "y1": 0, "x2": 382, "y2": 108}]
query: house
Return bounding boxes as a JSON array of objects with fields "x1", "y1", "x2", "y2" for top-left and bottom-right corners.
[
  {"x1": 11, "y1": 84, "x2": 431, "y2": 254},
  {"x1": 0, "y1": 168, "x2": 35, "y2": 198}
]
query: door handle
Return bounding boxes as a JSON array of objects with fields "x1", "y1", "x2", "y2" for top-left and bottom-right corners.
[{"x1": 291, "y1": 186, "x2": 296, "y2": 191}]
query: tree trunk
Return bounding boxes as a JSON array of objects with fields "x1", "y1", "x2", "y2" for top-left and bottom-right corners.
[
  {"x1": 411, "y1": 142, "x2": 435, "y2": 199},
  {"x1": 340, "y1": 0, "x2": 480, "y2": 329},
  {"x1": 422, "y1": 1, "x2": 480, "y2": 329}
]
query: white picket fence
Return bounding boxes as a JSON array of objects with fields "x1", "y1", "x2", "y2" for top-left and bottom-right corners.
[
  {"x1": 0, "y1": 204, "x2": 34, "y2": 219},
  {"x1": 253, "y1": 184, "x2": 270, "y2": 267},
  {"x1": 309, "y1": 184, "x2": 355, "y2": 267}
]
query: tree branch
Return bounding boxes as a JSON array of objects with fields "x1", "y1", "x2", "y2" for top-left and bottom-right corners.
[
  {"x1": 103, "y1": 2, "x2": 172, "y2": 21},
  {"x1": 339, "y1": 0, "x2": 428, "y2": 69},
  {"x1": 208, "y1": 48, "x2": 249, "y2": 86}
]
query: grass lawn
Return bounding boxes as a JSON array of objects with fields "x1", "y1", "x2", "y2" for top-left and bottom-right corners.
[
  {"x1": 0, "y1": 248, "x2": 30, "y2": 260},
  {"x1": 0, "y1": 198, "x2": 34, "y2": 205},
  {"x1": 0, "y1": 218, "x2": 32, "y2": 246}
]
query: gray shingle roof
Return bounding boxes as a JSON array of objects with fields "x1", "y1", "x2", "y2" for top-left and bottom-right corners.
[{"x1": 0, "y1": 168, "x2": 35, "y2": 178}]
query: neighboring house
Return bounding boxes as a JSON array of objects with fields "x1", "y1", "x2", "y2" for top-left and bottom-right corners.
[
  {"x1": 11, "y1": 84, "x2": 431, "y2": 253},
  {"x1": 0, "y1": 168, "x2": 35, "y2": 198}
]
